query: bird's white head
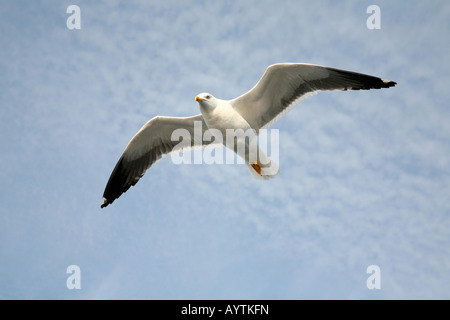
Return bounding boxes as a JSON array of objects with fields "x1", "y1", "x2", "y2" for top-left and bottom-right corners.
[{"x1": 195, "y1": 93, "x2": 218, "y2": 110}]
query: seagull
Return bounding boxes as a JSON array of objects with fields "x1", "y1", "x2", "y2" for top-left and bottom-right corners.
[{"x1": 101, "y1": 63, "x2": 396, "y2": 208}]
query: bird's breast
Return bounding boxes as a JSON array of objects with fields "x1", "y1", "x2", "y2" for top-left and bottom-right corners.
[{"x1": 201, "y1": 103, "x2": 251, "y2": 134}]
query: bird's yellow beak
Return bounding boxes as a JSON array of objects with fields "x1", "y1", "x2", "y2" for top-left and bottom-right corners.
[{"x1": 195, "y1": 96, "x2": 204, "y2": 102}]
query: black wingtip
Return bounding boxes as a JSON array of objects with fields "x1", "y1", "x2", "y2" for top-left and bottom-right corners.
[
  {"x1": 327, "y1": 66, "x2": 398, "y2": 91},
  {"x1": 383, "y1": 79, "x2": 397, "y2": 88},
  {"x1": 101, "y1": 197, "x2": 110, "y2": 208}
]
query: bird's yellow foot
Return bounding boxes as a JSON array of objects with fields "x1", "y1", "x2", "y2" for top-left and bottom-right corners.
[{"x1": 250, "y1": 161, "x2": 262, "y2": 175}]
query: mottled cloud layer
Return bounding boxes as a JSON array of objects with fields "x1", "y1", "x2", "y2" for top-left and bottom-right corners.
[{"x1": 0, "y1": 0, "x2": 449, "y2": 299}]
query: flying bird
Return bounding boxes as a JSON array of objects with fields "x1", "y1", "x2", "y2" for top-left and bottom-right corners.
[{"x1": 101, "y1": 63, "x2": 396, "y2": 208}]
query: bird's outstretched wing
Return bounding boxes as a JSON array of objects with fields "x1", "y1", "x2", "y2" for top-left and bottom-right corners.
[
  {"x1": 231, "y1": 63, "x2": 396, "y2": 130},
  {"x1": 101, "y1": 114, "x2": 213, "y2": 208}
]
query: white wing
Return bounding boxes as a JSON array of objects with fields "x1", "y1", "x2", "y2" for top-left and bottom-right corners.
[
  {"x1": 101, "y1": 114, "x2": 214, "y2": 208},
  {"x1": 231, "y1": 63, "x2": 396, "y2": 130}
]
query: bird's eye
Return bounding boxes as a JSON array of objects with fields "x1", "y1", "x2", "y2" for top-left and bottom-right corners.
[{"x1": 206, "y1": 95, "x2": 211, "y2": 99}]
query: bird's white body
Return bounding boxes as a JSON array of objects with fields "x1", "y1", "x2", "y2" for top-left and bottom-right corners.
[
  {"x1": 198, "y1": 96, "x2": 252, "y2": 134},
  {"x1": 196, "y1": 93, "x2": 280, "y2": 179}
]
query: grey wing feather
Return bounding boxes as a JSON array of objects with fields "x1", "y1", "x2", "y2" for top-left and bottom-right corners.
[
  {"x1": 231, "y1": 63, "x2": 396, "y2": 130},
  {"x1": 101, "y1": 114, "x2": 212, "y2": 208}
]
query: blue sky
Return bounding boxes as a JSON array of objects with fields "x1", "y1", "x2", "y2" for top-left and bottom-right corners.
[{"x1": 1, "y1": 0, "x2": 449, "y2": 299}]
